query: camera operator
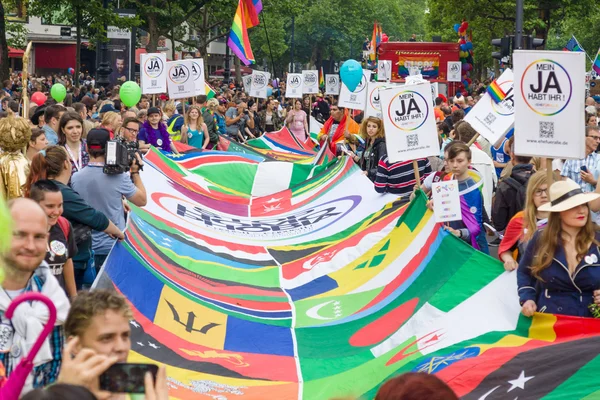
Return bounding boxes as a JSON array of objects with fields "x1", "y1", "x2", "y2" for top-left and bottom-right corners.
[{"x1": 71, "y1": 128, "x2": 147, "y2": 272}]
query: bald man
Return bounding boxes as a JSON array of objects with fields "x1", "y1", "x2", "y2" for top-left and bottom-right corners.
[
  {"x1": 586, "y1": 97, "x2": 595, "y2": 107},
  {"x1": 1, "y1": 198, "x2": 70, "y2": 393}
]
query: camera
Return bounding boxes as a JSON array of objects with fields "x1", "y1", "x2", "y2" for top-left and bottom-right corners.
[{"x1": 103, "y1": 138, "x2": 142, "y2": 175}]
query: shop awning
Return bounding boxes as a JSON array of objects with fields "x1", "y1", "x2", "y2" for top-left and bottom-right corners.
[{"x1": 8, "y1": 47, "x2": 24, "y2": 58}]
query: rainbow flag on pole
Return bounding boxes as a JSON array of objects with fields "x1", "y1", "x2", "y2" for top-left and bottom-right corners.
[
  {"x1": 319, "y1": 67, "x2": 324, "y2": 88},
  {"x1": 592, "y1": 48, "x2": 600, "y2": 76},
  {"x1": 487, "y1": 79, "x2": 506, "y2": 103},
  {"x1": 227, "y1": 0, "x2": 262, "y2": 66}
]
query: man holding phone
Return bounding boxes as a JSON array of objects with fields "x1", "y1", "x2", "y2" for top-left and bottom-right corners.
[{"x1": 58, "y1": 290, "x2": 168, "y2": 399}]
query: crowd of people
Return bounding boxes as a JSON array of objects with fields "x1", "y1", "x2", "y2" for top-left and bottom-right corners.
[{"x1": 1, "y1": 65, "x2": 600, "y2": 398}]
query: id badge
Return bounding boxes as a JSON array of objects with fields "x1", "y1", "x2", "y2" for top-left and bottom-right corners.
[{"x1": 0, "y1": 322, "x2": 13, "y2": 354}]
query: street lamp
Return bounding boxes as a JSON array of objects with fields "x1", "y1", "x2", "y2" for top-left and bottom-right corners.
[{"x1": 96, "y1": 0, "x2": 112, "y2": 88}]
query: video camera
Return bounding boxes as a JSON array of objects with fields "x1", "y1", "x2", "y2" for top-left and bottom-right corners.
[{"x1": 103, "y1": 138, "x2": 142, "y2": 175}]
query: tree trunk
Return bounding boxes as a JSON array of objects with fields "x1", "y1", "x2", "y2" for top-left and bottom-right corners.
[
  {"x1": 146, "y1": 0, "x2": 159, "y2": 53},
  {"x1": 167, "y1": 0, "x2": 176, "y2": 60},
  {"x1": 0, "y1": 0, "x2": 10, "y2": 82},
  {"x1": 75, "y1": 5, "x2": 81, "y2": 88},
  {"x1": 234, "y1": 55, "x2": 241, "y2": 83}
]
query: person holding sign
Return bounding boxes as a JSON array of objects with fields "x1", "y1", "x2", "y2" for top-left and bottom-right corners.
[
  {"x1": 348, "y1": 117, "x2": 387, "y2": 182},
  {"x1": 430, "y1": 142, "x2": 488, "y2": 254},
  {"x1": 518, "y1": 179, "x2": 600, "y2": 318},
  {"x1": 317, "y1": 104, "x2": 359, "y2": 155},
  {"x1": 498, "y1": 171, "x2": 549, "y2": 271},
  {"x1": 137, "y1": 107, "x2": 179, "y2": 153}
]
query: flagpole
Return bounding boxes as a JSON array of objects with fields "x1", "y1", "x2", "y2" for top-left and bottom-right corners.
[
  {"x1": 573, "y1": 35, "x2": 595, "y2": 64},
  {"x1": 260, "y1": 13, "x2": 276, "y2": 77}
]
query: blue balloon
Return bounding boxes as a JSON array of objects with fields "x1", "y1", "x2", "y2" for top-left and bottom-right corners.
[
  {"x1": 453, "y1": 23, "x2": 461, "y2": 33},
  {"x1": 340, "y1": 59, "x2": 363, "y2": 92},
  {"x1": 267, "y1": 87, "x2": 273, "y2": 96},
  {"x1": 465, "y1": 42, "x2": 473, "y2": 50},
  {"x1": 460, "y1": 44, "x2": 467, "y2": 51}
]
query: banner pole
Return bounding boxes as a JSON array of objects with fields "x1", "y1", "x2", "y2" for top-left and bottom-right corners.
[
  {"x1": 152, "y1": 94, "x2": 156, "y2": 107},
  {"x1": 546, "y1": 158, "x2": 554, "y2": 185},
  {"x1": 413, "y1": 160, "x2": 421, "y2": 189}
]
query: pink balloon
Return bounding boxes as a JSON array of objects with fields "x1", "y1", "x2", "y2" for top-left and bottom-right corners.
[{"x1": 31, "y1": 92, "x2": 47, "y2": 106}]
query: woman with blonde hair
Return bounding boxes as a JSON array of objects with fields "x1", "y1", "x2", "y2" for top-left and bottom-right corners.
[
  {"x1": 518, "y1": 179, "x2": 600, "y2": 317},
  {"x1": 498, "y1": 171, "x2": 549, "y2": 271},
  {"x1": 348, "y1": 117, "x2": 386, "y2": 182},
  {"x1": 99, "y1": 111, "x2": 122, "y2": 139},
  {"x1": 180, "y1": 105, "x2": 209, "y2": 149}
]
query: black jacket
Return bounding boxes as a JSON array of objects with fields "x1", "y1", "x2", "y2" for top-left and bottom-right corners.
[
  {"x1": 492, "y1": 163, "x2": 534, "y2": 232},
  {"x1": 360, "y1": 137, "x2": 387, "y2": 182}
]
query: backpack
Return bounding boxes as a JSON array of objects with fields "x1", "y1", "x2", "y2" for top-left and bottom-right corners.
[
  {"x1": 57, "y1": 216, "x2": 71, "y2": 240},
  {"x1": 503, "y1": 176, "x2": 528, "y2": 212}
]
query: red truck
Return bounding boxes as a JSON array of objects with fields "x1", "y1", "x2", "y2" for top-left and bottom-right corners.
[{"x1": 378, "y1": 41, "x2": 463, "y2": 98}]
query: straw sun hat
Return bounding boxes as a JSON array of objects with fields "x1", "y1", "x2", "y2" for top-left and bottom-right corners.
[{"x1": 538, "y1": 179, "x2": 600, "y2": 212}]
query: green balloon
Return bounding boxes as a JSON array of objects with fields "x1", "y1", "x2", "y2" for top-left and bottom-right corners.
[
  {"x1": 120, "y1": 81, "x2": 142, "y2": 108},
  {"x1": 50, "y1": 83, "x2": 67, "y2": 102}
]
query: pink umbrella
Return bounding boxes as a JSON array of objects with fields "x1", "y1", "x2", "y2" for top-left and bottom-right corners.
[{"x1": 0, "y1": 293, "x2": 57, "y2": 400}]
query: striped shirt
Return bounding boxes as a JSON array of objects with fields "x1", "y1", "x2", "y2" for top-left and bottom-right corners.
[
  {"x1": 0, "y1": 272, "x2": 64, "y2": 389},
  {"x1": 561, "y1": 152, "x2": 600, "y2": 193},
  {"x1": 374, "y1": 157, "x2": 432, "y2": 197}
]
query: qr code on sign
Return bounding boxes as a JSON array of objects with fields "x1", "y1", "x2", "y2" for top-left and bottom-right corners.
[
  {"x1": 151, "y1": 79, "x2": 157, "y2": 87},
  {"x1": 407, "y1": 134, "x2": 419, "y2": 148},
  {"x1": 484, "y1": 113, "x2": 496, "y2": 125},
  {"x1": 539, "y1": 121, "x2": 554, "y2": 138}
]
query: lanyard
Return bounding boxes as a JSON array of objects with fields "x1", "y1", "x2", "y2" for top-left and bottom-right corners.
[{"x1": 65, "y1": 143, "x2": 82, "y2": 171}]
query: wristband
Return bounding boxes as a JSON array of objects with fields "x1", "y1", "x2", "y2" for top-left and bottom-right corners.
[{"x1": 131, "y1": 172, "x2": 139, "y2": 175}]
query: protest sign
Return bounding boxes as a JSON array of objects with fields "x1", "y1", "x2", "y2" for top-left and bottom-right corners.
[
  {"x1": 431, "y1": 180, "x2": 462, "y2": 223},
  {"x1": 325, "y1": 74, "x2": 341, "y2": 95},
  {"x1": 513, "y1": 50, "x2": 585, "y2": 159},
  {"x1": 251, "y1": 70, "x2": 269, "y2": 99},
  {"x1": 339, "y1": 70, "x2": 372, "y2": 110},
  {"x1": 378, "y1": 60, "x2": 392, "y2": 82},
  {"x1": 140, "y1": 53, "x2": 167, "y2": 94},
  {"x1": 447, "y1": 61, "x2": 462, "y2": 82},
  {"x1": 191, "y1": 59, "x2": 205, "y2": 96},
  {"x1": 242, "y1": 74, "x2": 252, "y2": 94},
  {"x1": 464, "y1": 68, "x2": 514, "y2": 146},
  {"x1": 365, "y1": 82, "x2": 398, "y2": 119},
  {"x1": 302, "y1": 70, "x2": 319, "y2": 94},
  {"x1": 166, "y1": 60, "x2": 194, "y2": 99},
  {"x1": 286, "y1": 73, "x2": 303, "y2": 98},
  {"x1": 380, "y1": 82, "x2": 440, "y2": 162}
]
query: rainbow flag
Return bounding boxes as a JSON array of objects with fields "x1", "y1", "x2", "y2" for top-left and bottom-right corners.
[
  {"x1": 369, "y1": 22, "x2": 378, "y2": 61},
  {"x1": 319, "y1": 67, "x2": 324, "y2": 88},
  {"x1": 98, "y1": 146, "x2": 600, "y2": 399},
  {"x1": 592, "y1": 48, "x2": 600, "y2": 76},
  {"x1": 227, "y1": 0, "x2": 262, "y2": 66},
  {"x1": 487, "y1": 79, "x2": 506, "y2": 103},
  {"x1": 563, "y1": 35, "x2": 583, "y2": 52}
]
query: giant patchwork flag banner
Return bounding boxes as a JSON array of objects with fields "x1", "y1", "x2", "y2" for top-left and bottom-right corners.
[{"x1": 98, "y1": 147, "x2": 600, "y2": 399}]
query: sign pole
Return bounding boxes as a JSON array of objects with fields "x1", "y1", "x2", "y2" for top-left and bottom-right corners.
[
  {"x1": 467, "y1": 133, "x2": 480, "y2": 147},
  {"x1": 152, "y1": 94, "x2": 156, "y2": 107},
  {"x1": 546, "y1": 158, "x2": 554, "y2": 185},
  {"x1": 413, "y1": 160, "x2": 421, "y2": 189}
]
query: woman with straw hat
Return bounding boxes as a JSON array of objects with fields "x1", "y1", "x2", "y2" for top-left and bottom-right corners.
[{"x1": 518, "y1": 179, "x2": 600, "y2": 318}]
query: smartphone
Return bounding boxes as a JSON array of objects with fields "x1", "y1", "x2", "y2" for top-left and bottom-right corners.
[
  {"x1": 581, "y1": 166, "x2": 588, "y2": 173},
  {"x1": 99, "y1": 363, "x2": 158, "y2": 394}
]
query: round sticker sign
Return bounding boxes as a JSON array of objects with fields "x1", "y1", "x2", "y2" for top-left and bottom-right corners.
[
  {"x1": 520, "y1": 59, "x2": 572, "y2": 116},
  {"x1": 289, "y1": 75, "x2": 301, "y2": 89},
  {"x1": 387, "y1": 90, "x2": 430, "y2": 131},
  {"x1": 168, "y1": 63, "x2": 190, "y2": 84},
  {"x1": 144, "y1": 56, "x2": 164, "y2": 79},
  {"x1": 304, "y1": 72, "x2": 317, "y2": 85},
  {"x1": 191, "y1": 61, "x2": 203, "y2": 81},
  {"x1": 252, "y1": 73, "x2": 267, "y2": 89},
  {"x1": 369, "y1": 85, "x2": 383, "y2": 111}
]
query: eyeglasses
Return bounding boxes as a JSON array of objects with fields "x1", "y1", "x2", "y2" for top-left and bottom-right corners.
[
  {"x1": 123, "y1": 126, "x2": 139, "y2": 134},
  {"x1": 534, "y1": 188, "x2": 548, "y2": 196},
  {"x1": 587, "y1": 135, "x2": 600, "y2": 141}
]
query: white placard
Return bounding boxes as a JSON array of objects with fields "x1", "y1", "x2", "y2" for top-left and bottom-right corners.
[
  {"x1": 378, "y1": 60, "x2": 392, "y2": 82},
  {"x1": 464, "y1": 69, "x2": 514, "y2": 146},
  {"x1": 250, "y1": 70, "x2": 269, "y2": 99},
  {"x1": 432, "y1": 180, "x2": 462, "y2": 222},
  {"x1": 447, "y1": 61, "x2": 462, "y2": 82},
  {"x1": 242, "y1": 75, "x2": 252, "y2": 94},
  {"x1": 365, "y1": 81, "x2": 398, "y2": 119},
  {"x1": 325, "y1": 74, "x2": 340, "y2": 95},
  {"x1": 339, "y1": 70, "x2": 372, "y2": 110},
  {"x1": 166, "y1": 60, "x2": 195, "y2": 99},
  {"x1": 380, "y1": 82, "x2": 440, "y2": 162},
  {"x1": 190, "y1": 59, "x2": 206, "y2": 96},
  {"x1": 513, "y1": 51, "x2": 585, "y2": 159},
  {"x1": 140, "y1": 53, "x2": 167, "y2": 94},
  {"x1": 302, "y1": 70, "x2": 319, "y2": 94},
  {"x1": 430, "y1": 82, "x2": 439, "y2": 104},
  {"x1": 286, "y1": 73, "x2": 303, "y2": 98}
]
